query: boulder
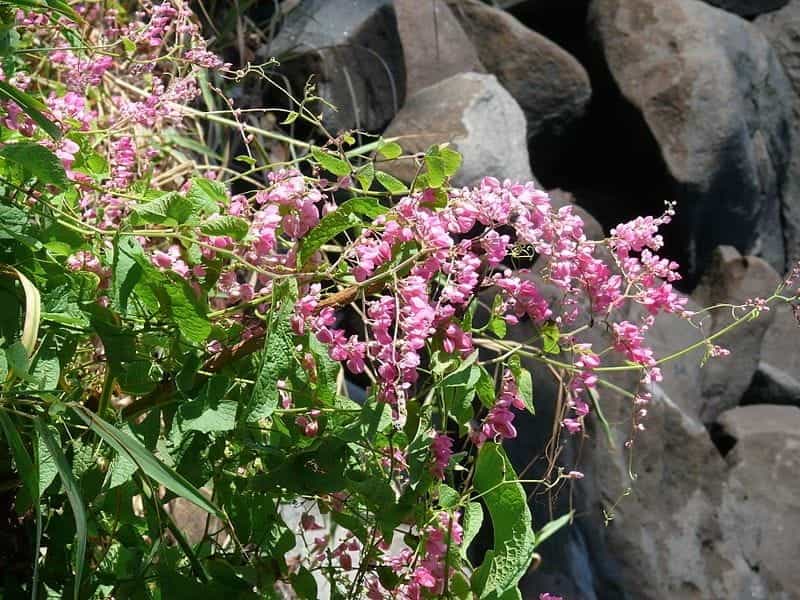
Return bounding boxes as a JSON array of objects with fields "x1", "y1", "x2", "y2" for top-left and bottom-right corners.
[
  {"x1": 446, "y1": 0, "x2": 591, "y2": 182},
  {"x1": 760, "y1": 301, "x2": 800, "y2": 378},
  {"x1": 263, "y1": 0, "x2": 405, "y2": 133},
  {"x1": 382, "y1": 72, "x2": 534, "y2": 186},
  {"x1": 573, "y1": 384, "x2": 770, "y2": 599},
  {"x1": 690, "y1": 246, "x2": 780, "y2": 423},
  {"x1": 741, "y1": 362, "x2": 800, "y2": 406},
  {"x1": 587, "y1": 0, "x2": 793, "y2": 282},
  {"x1": 393, "y1": 0, "x2": 484, "y2": 96},
  {"x1": 717, "y1": 405, "x2": 800, "y2": 597},
  {"x1": 756, "y1": 1, "x2": 800, "y2": 268},
  {"x1": 702, "y1": 0, "x2": 789, "y2": 16}
]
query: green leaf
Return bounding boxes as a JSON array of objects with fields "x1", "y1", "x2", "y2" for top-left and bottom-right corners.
[
  {"x1": 475, "y1": 365, "x2": 496, "y2": 409},
  {"x1": 534, "y1": 511, "x2": 573, "y2": 548},
  {"x1": 36, "y1": 429, "x2": 57, "y2": 496},
  {"x1": 507, "y1": 357, "x2": 534, "y2": 415},
  {"x1": 0, "y1": 412, "x2": 38, "y2": 503},
  {"x1": 462, "y1": 501, "x2": 484, "y2": 559},
  {"x1": 200, "y1": 215, "x2": 250, "y2": 241},
  {"x1": 439, "y1": 484, "x2": 460, "y2": 509},
  {"x1": 440, "y1": 147, "x2": 463, "y2": 177},
  {"x1": 0, "y1": 142, "x2": 69, "y2": 188},
  {"x1": 375, "y1": 170, "x2": 409, "y2": 195},
  {"x1": 311, "y1": 147, "x2": 351, "y2": 177},
  {"x1": 186, "y1": 177, "x2": 226, "y2": 215},
  {"x1": 298, "y1": 196, "x2": 387, "y2": 265},
  {"x1": 5, "y1": 340, "x2": 30, "y2": 378},
  {"x1": 356, "y1": 161, "x2": 375, "y2": 190},
  {"x1": 516, "y1": 369, "x2": 534, "y2": 415},
  {"x1": 0, "y1": 205, "x2": 27, "y2": 240},
  {"x1": 488, "y1": 315, "x2": 507, "y2": 338},
  {"x1": 0, "y1": 80, "x2": 62, "y2": 139},
  {"x1": 377, "y1": 141, "x2": 403, "y2": 160},
  {"x1": 541, "y1": 322, "x2": 560, "y2": 355},
  {"x1": 177, "y1": 376, "x2": 237, "y2": 433},
  {"x1": 247, "y1": 281, "x2": 297, "y2": 422},
  {"x1": 291, "y1": 566, "x2": 318, "y2": 599},
  {"x1": 131, "y1": 192, "x2": 195, "y2": 226},
  {"x1": 425, "y1": 154, "x2": 445, "y2": 188},
  {"x1": 71, "y1": 405, "x2": 223, "y2": 518},
  {"x1": 35, "y1": 418, "x2": 86, "y2": 600},
  {"x1": 472, "y1": 443, "x2": 536, "y2": 599},
  {"x1": 164, "y1": 278, "x2": 211, "y2": 343}
]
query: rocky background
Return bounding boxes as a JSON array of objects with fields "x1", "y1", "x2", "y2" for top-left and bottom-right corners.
[{"x1": 222, "y1": 0, "x2": 800, "y2": 597}]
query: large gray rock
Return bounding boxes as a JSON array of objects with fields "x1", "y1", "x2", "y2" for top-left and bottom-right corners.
[
  {"x1": 587, "y1": 0, "x2": 794, "y2": 282},
  {"x1": 702, "y1": 0, "x2": 789, "y2": 16},
  {"x1": 756, "y1": 1, "x2": 800, "y2": 269},
  {"x1": 741, "y1": 361, "x2": 800, "y2": 406},
  {"x1": 691, "y1": 246, "x2": 780, "y2": 423},
  {"x1": 382, "y1": 72, "x2": 534, "y2": 186},
  {"x1": 446, "y1": 0, "x2": 591, "y2": 180},
  {"x1": 394, "y1": 0, "x2": 484, "y2": 96},
  {"x1": 264, "y1": 0, "x2": 405, "y2": 133},
  {"x1": 717, "y1": 405, "x2": 800, "y2": 598},
  {"x1": 761, "y1": 301, "x2": 800, "y2": 378},
  {"x1": 575, "y1": 385, "x2": 769, "y2": 599}
]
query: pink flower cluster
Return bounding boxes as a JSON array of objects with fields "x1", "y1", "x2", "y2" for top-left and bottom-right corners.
[
  {"x1": 472, "y1": 370, "x2": 526, "y2": 445},
  {"x1": 367, "y1": 511, "x2": 463, "y2": 599}
]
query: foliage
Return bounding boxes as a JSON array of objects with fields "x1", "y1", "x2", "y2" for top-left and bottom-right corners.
[{"x1": 0, "y1": 2, "x2": 798, "y2": 599}]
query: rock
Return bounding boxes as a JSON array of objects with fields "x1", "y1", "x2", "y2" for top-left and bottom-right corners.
[
  {"x1": 263, "y1": 0, "x2": 405, "y2": 133},
  {"x1": 691, "y1": 246, "x2": 779, "y2": 423},
  {"x1": 393, "y1": 0, "x2": 484, "y2": 96},
  {"x1": 756, "y1": 1, "x2": 800, "y2": 268},
  {"x1": 587, "y1": 0, "x2": 793, "y2": 282},
  {"x1": 446, "y1": 0, "x2": 591, "y2": 182},
  {"x1": 741, "y1": 362, "x2": 800, "y2": 406},
  {"x1": 761, "y1": 302, "x2": 800, "y2": 377},
  {"x1": 576, "y1": 385, "x2": 770, "y2": 599},
  {"x1": 382, "y1": 72, "x2": 534, "y2": 186},
  {"x1": 717, "y1": 405, "x2": 800, "y2": 597},
  {"x1": 702, "y1": 0, "x2": 789, "y2": 16}
]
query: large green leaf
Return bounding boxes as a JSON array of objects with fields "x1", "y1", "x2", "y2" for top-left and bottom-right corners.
[
  {"x1": 0, "y1": 204, "x2": 28, "y2": 239},
  {"x1": 311, "y1": 147, "x2": 351, "y2": 177},
  {"x1": 131, "y1": 192, "x2": 195, "y2": 226},
  {"x1": 0, "y1": 141, "x2": 69, "y2": 188},
  {"x1": 71, "y1": 405, "x2": 223, "y2": 517},
  {"x1": 298, "y1": 196, "x2": 387, "y2": 265},
  {"x1": 34, "y1": 419, "x2": 86, "y2": 600},
  {"x1": 246, "y1": 281, "x2": 297, "y2": 422},
  {"x1": 200, "y1": 215, "x2": 250, "y2": 241},
  {"x1": 164, "y1": 278, "x2": 211, "y2": 343},
  {"x1": 472, "y1": 443, "x2": 536, "y2": 599}
]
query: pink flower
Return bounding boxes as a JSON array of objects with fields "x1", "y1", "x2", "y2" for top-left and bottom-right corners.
[{"x1": 430, "y1": 433, "x2": 453, "y2": 480}]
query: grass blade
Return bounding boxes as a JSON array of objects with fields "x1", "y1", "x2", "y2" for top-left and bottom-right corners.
[
  {"x1": 34, "y1": 419, "x2": 85, "y2": 600},
  {"x1": 71, "y1": 405, "x2": 223, "y2": 517},
  {"x1": 0, "y1": 411, "x2": 38, "y2": 502}
]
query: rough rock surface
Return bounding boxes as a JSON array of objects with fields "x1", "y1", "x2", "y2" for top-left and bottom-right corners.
[
  {"x1": 756, "y1": 0, "x2": 800, "y2": 269},
  {"x1": 703, "y1": 0, "x2": 789, "y2": 16},
  {"x1": 691, "y1": 246, "x2": 780, "y2": 423},
  {"x1": 573, "y1": 385, "x2": 769, "y2": 599},
  {"x1": 761, "y1": 301, "x2": 800, "y2": 377},
  {"x1": 717, "y1": 405, "x2": 800, "y2": 597},
  {"x1": 587, "y1": 0, "x2": 793, "y2": 282},
  {"x1": 742, "y1": 362, "x2": 800, "y2": 406},
  {"x1": 394, "y1": 0, "x2": 484, "y2": 96},
  {"x1": 264, "y1": 0, "x2": 405, "y2": 133},
  {"x1": 382, "y1": 72, "x2": 534, "y2": 186},
  {"x1": 446, "y1": 0, "x2": 591, "y2": 181}
]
